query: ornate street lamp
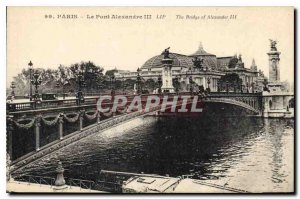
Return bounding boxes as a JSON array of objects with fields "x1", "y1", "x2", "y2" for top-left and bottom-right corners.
[
  {"x1": 136, "y1": 68, "x2": 142, "y2": 95},
  {"x1": 207, "y1": 76, "x2": 211, "y2": 93},
  {"x1": 10, "y1": 81, "x2": 16, "y2": 97},
  {"x1": 96, "y1": 79, "x2": 103, "y2": 95},
  {"x1": 62, "y1": 81, "x2": 69, "y2": 100},
  {"x1": 75, "y1": 69, "x2": 85, "y2": 105},
  {"x1": 55, "y1": 82, "x2": 60, "y2": 98},
  {"x1": 31, "y1": 70, "x2": 42, "y2": 101},
  {"x1": 88, "y1": 67, "x2": 101, "y2": 92},
  {"x1": 110, "y1": 74, "x2": 115, "y2": 96},
  {"x1": 189, "y1": 76, "x2": 193, "y2": 93},
  {"x1": 226, "y1": 80, "x2": 229, "y2": 93},
  {"x1": 28, "y1": 61, "x2": 33, "y2": 101},
  {"x1": 83, "y1": 82, "x2": 87, "y2": 95}
]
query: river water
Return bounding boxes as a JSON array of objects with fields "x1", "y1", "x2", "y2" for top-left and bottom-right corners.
[{"x1": 16, "y1": 114, "x2": 294, "y2": 193}]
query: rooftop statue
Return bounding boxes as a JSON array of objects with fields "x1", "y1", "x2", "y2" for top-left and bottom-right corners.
[
  {"x1": 259, "y1": 69, "x2": 264, "y2": 77},
  {"x1": 238, "y1": 54, "x2": 242, "y2": 61},
  {"x1": 269, "y1": 39, "x2": 278, "y2": 51},
  {"x1": 162, "y1": 47, "x2": 170, "y2": 59},
  {"x1": 192, "y1": 56, "x2": 204, "y2": 69}
]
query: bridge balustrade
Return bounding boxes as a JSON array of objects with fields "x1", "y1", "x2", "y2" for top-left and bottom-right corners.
[{"x1": 7, "y1": 93, "x2": 199, "y2": 113}]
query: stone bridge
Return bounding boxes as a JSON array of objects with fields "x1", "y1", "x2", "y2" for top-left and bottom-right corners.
[
  {"x1": 7, "y1": 92, "x2": 263, "y2": 173},
  {"x1": 203, "y1": 92, "x2": 262, "y2": 114}
]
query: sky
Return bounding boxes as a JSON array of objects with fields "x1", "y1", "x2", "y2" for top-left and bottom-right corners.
[{"x1": 7, "y1": 7, "x2": 294, "y2": 86}]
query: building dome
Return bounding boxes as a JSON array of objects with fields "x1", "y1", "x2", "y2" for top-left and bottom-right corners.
[
  {"x1": 141, "y1": 52, "x2": 194, "y2": 69},
  {"x1": 189, "y1": 42, "x2": 216, "y2": 57},
  {"x1": 141, "y1": 43, "x2": 219, "y2": 70}
]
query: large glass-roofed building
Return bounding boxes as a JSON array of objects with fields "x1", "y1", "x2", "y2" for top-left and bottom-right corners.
[{"x1": 114, "y1": 43, "x2": 264, "y2": 92}]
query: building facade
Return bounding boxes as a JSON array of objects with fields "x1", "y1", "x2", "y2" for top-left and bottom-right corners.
[{"x1": 114, "y1": 43, "x2": 265, "y2": 93}]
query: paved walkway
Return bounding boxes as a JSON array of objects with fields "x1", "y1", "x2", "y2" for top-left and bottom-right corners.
[{"x1": 7, "y1": 180, "x2": 104, "y2": 193}]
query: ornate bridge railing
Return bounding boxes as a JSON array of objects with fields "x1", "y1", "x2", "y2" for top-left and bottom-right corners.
[
  {"x1": 7, "y1": 92, "x2": 263, "y2": 113},
  {"x1": 6, "y1": 97, "x2": 99, "y2": 112},
  {"x1": 6, "y1": 93, "x2": 157, "y2": 112}
]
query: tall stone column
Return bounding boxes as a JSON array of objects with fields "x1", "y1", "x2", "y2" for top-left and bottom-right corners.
[
  {"x1": 267, "y1": 41, "x2": 281, "y2": 82},
  {"x1": 35, "y1": 117, "x2": 41, "y2": 151},
  {"x1": 161, "y1": 58, "x2": 174, "y2": 93},
  {"x1": 58, "y1": 114, "x2": 64, "y2": 140}
]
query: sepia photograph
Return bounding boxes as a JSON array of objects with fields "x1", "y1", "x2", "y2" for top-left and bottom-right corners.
[{"x1": 5, "y1": 6, "x2": 294, "y2": 194}]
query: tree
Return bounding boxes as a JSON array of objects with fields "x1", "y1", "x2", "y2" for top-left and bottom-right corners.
[
  {"x1": 144, "y1": 79, "x2": 156, "y2": 91},
  {"x1": 114, "y1": 80, "x2": 123, "y2": 90},
  {"x1": 11, "y1": 68, "x2": 55, "y2": 95},
  {"x1": 10, "y1": 61, "x2": 104, "y2": 96},
  {"x1": 124, "y1": 79, "x2": 135, "y2": 90},
  {"x1": 70, "y1": 61, "x2": 104, "y2": 91},
  {"x1": 12, "y1": 72, "x2": 29, "y2": 96}
]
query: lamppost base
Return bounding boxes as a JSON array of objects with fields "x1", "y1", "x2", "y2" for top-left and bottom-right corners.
[{"x1": 53, "y1": 185, "x2": 68, "y2": 191}]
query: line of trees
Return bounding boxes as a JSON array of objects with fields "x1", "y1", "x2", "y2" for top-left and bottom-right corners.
[
  {"x1": 11, "y1": 62, "x2": 265, "y2": 96},
  {"x1": 8, "y1": 61, "x2": 136, "y2": 96}
]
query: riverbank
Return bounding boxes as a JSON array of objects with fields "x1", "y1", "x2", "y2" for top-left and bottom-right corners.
[{"x1": 7, "y1": 179, "x2": 104, "y2": 193}]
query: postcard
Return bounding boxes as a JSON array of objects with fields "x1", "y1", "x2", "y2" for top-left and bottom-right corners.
[{"x1": 6, "y1": 7, "x2": 294, "y2": 193}]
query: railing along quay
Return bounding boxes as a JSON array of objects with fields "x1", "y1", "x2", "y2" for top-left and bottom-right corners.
[
  {"x1": 14, "y1": 175, "x2": 56, "y2": 187},
  {"x1": 14, "y1": 175, "x2": 97, "y2": 190}
]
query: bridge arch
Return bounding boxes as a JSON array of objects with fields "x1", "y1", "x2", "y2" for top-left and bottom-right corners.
[{"x1": 203, "y1": 98, "x2": 260, "y2": 114}]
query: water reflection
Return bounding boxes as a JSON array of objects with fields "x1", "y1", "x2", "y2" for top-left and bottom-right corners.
[{"x1": 16, "y1": 116, "x2": 294, "y2": 193}]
